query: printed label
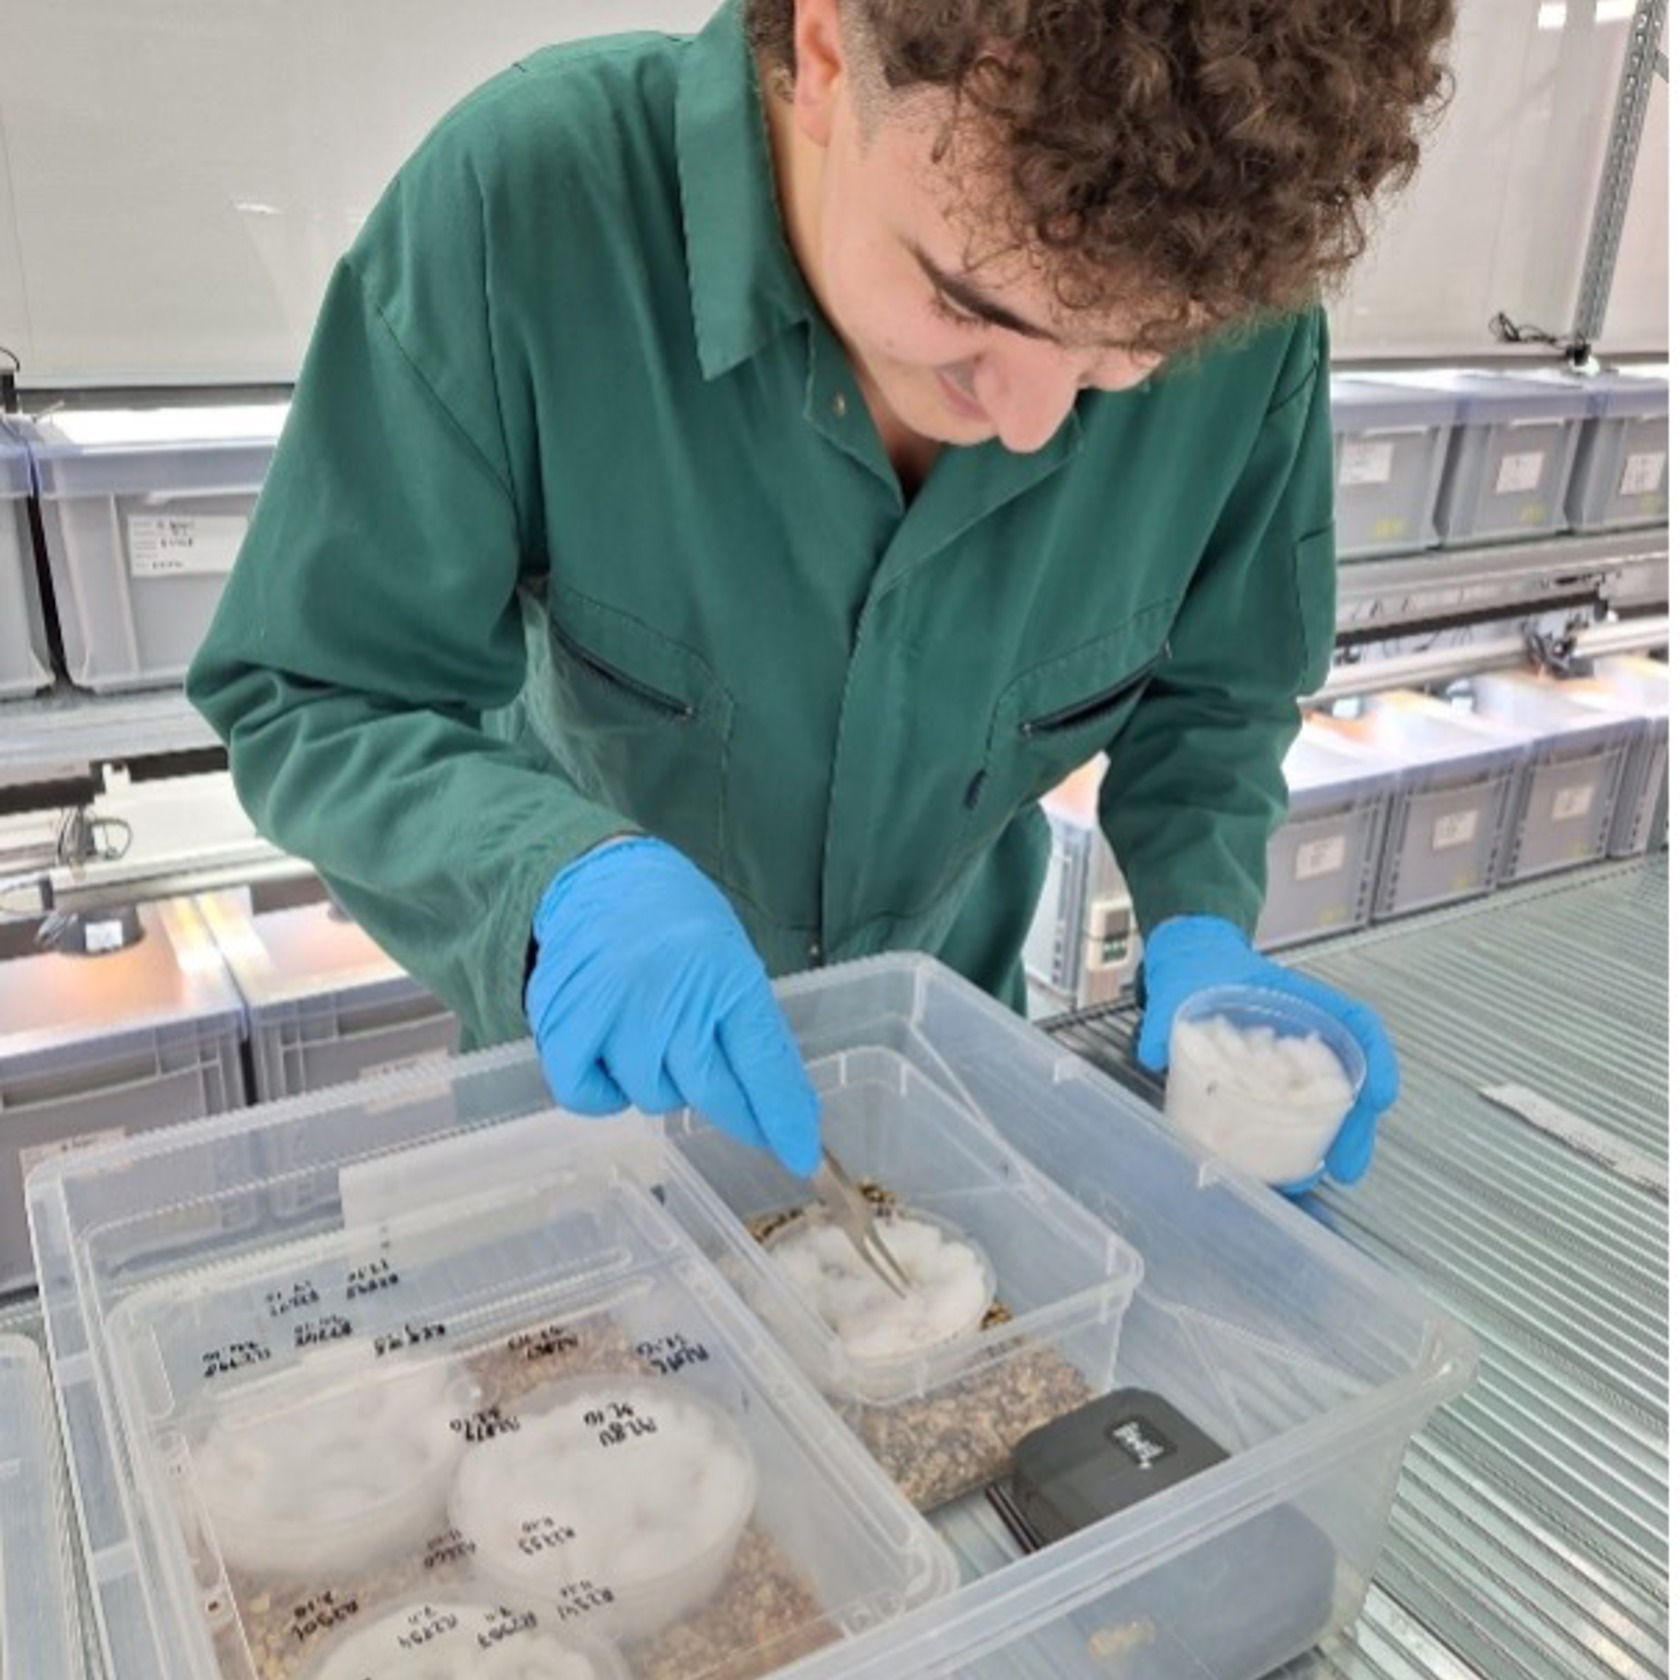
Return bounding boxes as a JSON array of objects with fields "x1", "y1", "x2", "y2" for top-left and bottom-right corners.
[
  {"x1": 1294, "y1": 834, "x2": 1348, "y2": 882},
  {"x1": 1551, "y1": 784, "x2": 1595, "y2": 822},
  {"x1": 1432, "y1": 809, "x2": 1480, "y2": 851},
  {"x1": 82, "y1": 917, "x2": 128, "y2": 954},
  {"x1": 265, "y1": 1280, "x2": 320, "y2": 1319},
  {"x1": 422, "y1": 1527, "x2": 478, "y2": 1572},
  {"x1": 19, "y1": 1126, "x2": 126, "y2": 1182},
  {"x1": 345, "y1": 1257, "x2": 401, "y2": 1300},
  {"x1": 373, "y1": 1320, "x2": 447, "y2": 1358},
  {"x1": 1619, "y1": 451, "x2": 1666, "y2": 498},
  {"x1": 635, "y1": 1333, "x2": 711, "y2": 1376},
  {"x1": 1108, "y1": 1415, "x2": 1176, "y2": 1470},
  {"x1": 1339, "y1": 439, "x2": 1395, "y2": 488},
  {"x1": 201, "y1": 1339, "x2": 272, "y2": 1381},
  {"x1": 292, "y1": 1313, "x2": 354, "y2": 1349},
  {"x1": 1494, "y1": 451, "x2": 1545, "y2": 496},
  {"x1": 128, "y1": 513, "x2": 248, "y2": 577}
]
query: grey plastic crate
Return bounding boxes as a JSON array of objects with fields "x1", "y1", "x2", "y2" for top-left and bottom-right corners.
[
  {"x1": 1328, "y1": 377, "x2": 1458, "y2": 558},
  {"x1": 21, "y1": 405, "x2": 284, "y2": 692},
  {"x1": 0, "y1": 898, "x2": 247, "y2": 1291},
  {"x1": 0, "y1": 424, "x2": 53, "y2": 697},
  {"x1": 1023, "y1": 763, "x2": 1138, "y2": 1012},
  {"x1": 1315, "y1": 693, "x2": 1528, "y2": 921},
  {"x1": 1255, "y1": 725, "x2": 1396, "y2": 950},
  {"x1": 1561, "y1": 367, "x2": 1668, "y2": 532},
  {"x1": 1462, "y1": 673, "x2": 1635, "y2": 882},
  {"x1": 1363, "y1": 372, "x2": 1591, "y2": 547},
  {"x1": 1549, "y1": 655, "x2": 1670, "y2": 856},
  {"x1": 196, "y1": 886, "x2": 461, "y2": 1105}
]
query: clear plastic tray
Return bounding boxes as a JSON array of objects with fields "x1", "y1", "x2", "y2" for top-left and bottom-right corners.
[
  {"x1": 29, "y1": 955, "x2": 1478, "y2": 1680},
  {"x1": 98, "y1": 1145, "x2": 957, "y2": 1680},
  {"x1": 0, "y1": 1335, "x2": 85, "y2": 1680},
  {"x1": 657, "y1": 1046, "x2": 1143, "y2": 1510}
]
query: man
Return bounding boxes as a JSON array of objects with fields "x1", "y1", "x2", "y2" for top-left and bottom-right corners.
[{"x1": 188, "y1": 0, "x2": 1453, "y2": 1188}]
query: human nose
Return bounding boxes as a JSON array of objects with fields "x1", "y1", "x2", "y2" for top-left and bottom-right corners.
[{"x1": 975, "y1": 349, "x2": 1084, "y2": 454}]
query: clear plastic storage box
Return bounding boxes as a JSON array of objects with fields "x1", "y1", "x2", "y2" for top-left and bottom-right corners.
[
  {"x1": 29, "y1": 955, "x2": 1476, "y2": 1680},
  {"x1": 0, "y1": 1335, "x2": 85, "y2": 1680},
  {"x1": 1314, "y1": 692, "x2": 1529, "y2": 920},
  {"x1": 1460, "y1": 671, "x2": 1635, "y2": 881},
  {"x1": 1560, "y1": 366, "x2": 1668, "y2": 532},
  {"x1": 1254, "y1": 723, "x2": 1397, "y2": 950},
  {"x1": 0, "y1": 421, "x2": 53, "y2": 696},
  {"x1": 197, "y1": 884, "x2": 460, "y2": 1105},
  {"x1": 0, "y1": 896, "x2": 247, "y2": 1291},
  {"x1": 1363, "y1": 371, "x2": 1591, "y2": 547},
  {"x1": 1327, "y1": 376, "x2": 1458, "y2": 558},
  {"x1": 22, "y1": 405, "x2": 286, "y2": 692}
]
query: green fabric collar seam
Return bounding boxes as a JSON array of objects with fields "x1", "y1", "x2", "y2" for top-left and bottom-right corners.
[{"x1": 676, "y1": 0, "x2": 812, "y2": 382}]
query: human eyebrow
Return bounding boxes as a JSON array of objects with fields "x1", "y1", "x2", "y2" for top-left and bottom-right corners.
[{"x1": 910, "y1": 243, "x2": 1141, "y2": 353}]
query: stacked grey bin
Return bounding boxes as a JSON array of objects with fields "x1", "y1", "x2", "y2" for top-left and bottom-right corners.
[
  {"x1": 1361, "y1": 371, "x2": 1592, "y2": 546},
  {"x1": 1461, "y1": 672, "x2": 1635, "y2": 882},
  {"x1": 1315, "y1": 692, "x2": 1529, "y2": 920},
  {"x1": 195, "y1": 885, "x2": 460, "y2": 1105},
  {"x1": 1255, "y1": 723, "x2": 1397, "y2": 950},
  {"x1": 1561, "y1": 366, "x2": 1668, "y2": 532},
  {"x1": 1550, "y1": 655, "x2": 1669, "y2": 855},
  {"x1": 0, "y1": 422, "x2": 52, "y2": 696},
  {"x1": 0, "y1": 897, "x2": 246, "y2": 1292},
  {"x1": 21, "y1": 404, "x2": 284, "y2": 692},
  {"x1": 1328, "y1": 376, "x2": 1458, "y2": 558}
]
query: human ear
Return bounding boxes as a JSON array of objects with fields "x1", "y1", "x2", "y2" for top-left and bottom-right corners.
[{"x1": 788, "y1": 0, "x2": 846, "y2": 147}]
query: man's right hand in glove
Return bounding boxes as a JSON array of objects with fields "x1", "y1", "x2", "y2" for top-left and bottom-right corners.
[{"x1": 524, "y1": 836, "x2": 821, "y2": 1177}]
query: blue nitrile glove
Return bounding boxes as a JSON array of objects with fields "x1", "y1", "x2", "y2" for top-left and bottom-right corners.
[
  {"x1": 1136, "y1": 916, "x2": 1399, "y2": 1191},
  {"x1": 524, "y1": 837, "x2": 822, "y2": 1177}
]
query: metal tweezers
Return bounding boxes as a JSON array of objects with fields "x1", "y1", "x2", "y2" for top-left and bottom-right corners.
[{"x1": 812, "y1": 1148, "x2": 913, "y2": 1298}]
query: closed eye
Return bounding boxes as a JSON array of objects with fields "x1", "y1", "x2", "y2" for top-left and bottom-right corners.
[{"x1": 929, "y1": 288, "x2": 985, "y2": 329}]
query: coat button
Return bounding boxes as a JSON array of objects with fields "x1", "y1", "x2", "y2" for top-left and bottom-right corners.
[
  {"x1": 831, "y1": 393, "x2": 847, "y2": 419},
  {"x1": 808, "y1": 941, "x2": 823, "y2": 963}
]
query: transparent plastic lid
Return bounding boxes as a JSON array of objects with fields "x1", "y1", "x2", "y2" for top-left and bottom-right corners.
[
  {"x1": 1358, "y1": 369, "x2": 1594, "y2": 424},
  {"x1": 1328, "y1": 375, "x2": 1458, "y2": 432},
  {"x1": 0, "y1": 897, "x2": 244, "y2": 1063},
  {"x1": 0, "y1": 1336, "x2": 83, "y2": 1680},
  {"x1": 1463, "y1": 671, "x2": 1636, "y2": 745},
  {"x1": 0, "y1": 425, "x2": 29, "y2": 497},
  {"x1": 100, "y1": 1149, "x2": 957, "y2": 1680},
  {"x1": 1284, "y1": 726, "x2": 1397, "y2": 798},
  {"x1": 1312, "y1": 691, "x2": 1529, "y2": 775}
]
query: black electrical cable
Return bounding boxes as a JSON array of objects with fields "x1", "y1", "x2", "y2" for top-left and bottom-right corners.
[
  {"x1": 1488, "y1": 311, "x2": 1597, "y2": 371},
  {"x1": 0, "y1": 343, "x2": 17, "y2": 414}
]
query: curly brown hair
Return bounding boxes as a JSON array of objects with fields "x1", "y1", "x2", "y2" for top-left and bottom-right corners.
[{"x1": 745, "y1": 0, "x2": 1456, "y2": 355}]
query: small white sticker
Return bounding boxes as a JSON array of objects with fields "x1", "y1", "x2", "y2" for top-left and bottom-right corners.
[
  {"x1": 1432, "y1": 809, "x2": 1480, "y2": 851},
  {"x1": 20, "y1": 1127, "x2": 128, "y2": 1182},
  {"x1": 1551, "y1": 784, "x2": 1594, "y2": 822},
  {"x1": 1295, "y1": 834, "x2": 1349, "y2": 881},
  {"x1": 83, "y1": 918, "x2": 127, "y2": 954},
  {"x1": 1494, "y1": 451, "x2": 1546, "y2": 496},
  {"x1": 128, "y1": 514, "x2": 249, "y2": 578},
  {"x1": 1339, "y1": 439, "x2": 1395, "y2": 488},
  {"x1": 1619, "y1": 451, "x2": 1666, "y2": 498}
]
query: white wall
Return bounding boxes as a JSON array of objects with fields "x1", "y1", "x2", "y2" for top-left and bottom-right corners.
[{"x1": 0, "y1": 0, "x2": 1665, "y2": 385}]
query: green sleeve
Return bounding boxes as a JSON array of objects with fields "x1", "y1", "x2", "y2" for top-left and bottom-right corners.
[
  {"x1": 1100, "y1": 309, "x2": 1337, "y2": 939},
  {"x1": 187, "y1": 159, "x2": 631, "y2": 1049}
]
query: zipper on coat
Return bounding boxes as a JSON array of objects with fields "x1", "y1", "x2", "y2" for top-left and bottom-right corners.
[
  {"x1": 1018, "y1": 645, "x2": 1169, "y2": 739},
  {"x1": 553, "y1": 624, "x2": 695, "y2": 721}
]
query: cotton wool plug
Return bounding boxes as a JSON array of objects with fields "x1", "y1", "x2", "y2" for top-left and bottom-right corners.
[
  {"x1": 449, "y1": 1378, "x2": 757, "y2": 1639},
  {"x1": 769, "y1": 1213, "x2": 992, "y2": 1362},
  {"x1": 305, "y1": 1599, "x2": 622, "y2": 1680}
]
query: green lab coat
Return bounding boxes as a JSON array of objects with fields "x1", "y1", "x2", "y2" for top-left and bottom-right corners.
[{"x1": 187, "y1": 2, "x2": 1337, "y2": 1049}]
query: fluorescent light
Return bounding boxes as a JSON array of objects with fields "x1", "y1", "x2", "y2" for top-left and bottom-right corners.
[
  {"x1": 47, "y1": 405, "x2": 288, "y2": 447},
  {"x1": 1538, "y1": 0, "x2": 1636, "y2": 27}
]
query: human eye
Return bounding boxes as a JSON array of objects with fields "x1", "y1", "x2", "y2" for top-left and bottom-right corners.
[{"x1": 929, "y1": 288, "x2": 984, "y2": 329}]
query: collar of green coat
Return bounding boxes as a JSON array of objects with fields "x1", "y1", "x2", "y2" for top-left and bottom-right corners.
[{"x1": 677, "y1": 1, "x2": 813, "y2": 381}]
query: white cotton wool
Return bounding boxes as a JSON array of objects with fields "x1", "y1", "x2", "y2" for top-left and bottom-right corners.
[
  {"x1": 448, "y1": 1377, "x2": 757, "y2": 1641},
  {"x1": 768, "y1": 1212, "x2": 993, "y2": 1362},
  {"x1": 305, "y1": 1599, "x2": 625, "y2": 1680},
  {"x1": 193, "y1": 1349, "x2": 470, "y2": 1579},
  {"x1": 1164, "y1": 1015, "x2": 1356, "y2": 1184}
]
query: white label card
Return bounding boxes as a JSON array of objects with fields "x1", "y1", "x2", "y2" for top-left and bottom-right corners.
[
  {"x1": 1432, "y1": 809, "x2": 1480, "y2": 851},
  {"x1": 1619, "y1": 451, "x2": 1667, "y2": 497},
  {"x1": 1295, "y1": 835, "x2": 1348, "y2": 881},
  {"x1": 19, "y1": 1127, "x2": 128, "y2": 1182},
  {"x1": 1494, "y1": 451, "x2": 1546, "y2": 496},
  {"x1": 1339, "y1": 440, "x2": 1395, "y2": 488},
  {"x1": 1551, "y1": 784, "x2": 1594, "y2": 822},
  {"x1": 128, "y1": 514, "x2": 248, "y2": 578}
]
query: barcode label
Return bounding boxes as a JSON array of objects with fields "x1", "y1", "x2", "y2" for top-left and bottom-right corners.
[
  {"x1": 129, "y1": 514, "x2": 248, "y2": 577},
  {"x1": 1494, "y1": 451, "x2": 1545, "y2": 496},
  {"x1": 1619, "y1": 451, "x2": 1666, "y2": 498},
  {"x1": 1551, "y1": 784, "x2": 1594, "y2": 822},
  {"x1": 1432, "y1": 809, "x2": 1480, "y2": 851},
  {"x1": 1339, "y1": 440, "x2": 1395, "y2": 488},
  {"x1": 1295, "y1": 835, "x2": 1348, "y2": 881}
]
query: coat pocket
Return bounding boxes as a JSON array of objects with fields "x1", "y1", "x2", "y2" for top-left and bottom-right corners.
[
  {"x1": 528, "y1": 586, "x2": 734, "y2": 872},
  {"x1": 954, "y1": 598, "x2": 1179, "y2": 863}
]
